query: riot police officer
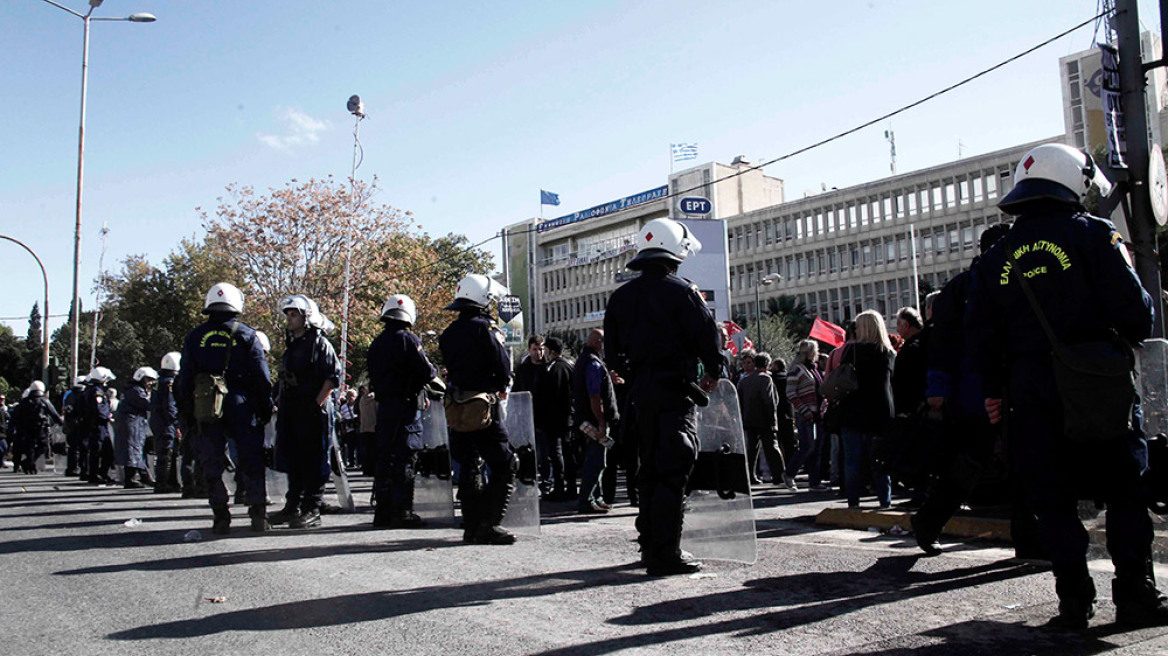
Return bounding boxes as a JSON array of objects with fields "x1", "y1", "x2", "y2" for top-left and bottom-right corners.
[
  {"x1": 367, "y1": 294, "x2": 440, "y2": 528},
  {"x1": 604, "y1": 217, "x2": 722, "y2": 576},
  {"x1": 115, "y1": 367, "x2": 156, "y2": 488},
  {"x1": 82, "y1": 368, "x2": 116, "y2": 484},
  {"x1": 267, "y1": 294, "x2": 339, "y2": 530},
  {"x1": 967, "y1": 143, "x2": 1168, "y2": 629},
  {"x1": 62, "y1": 376, "x2": 87, "y2": 477},
  {"x1": 177, "y1": 283, "x2": 273, "y2": 534},
  {"x1": 151, "y1": 352, "x2": 182, "y2": 493},
  {"x1": 15, "y1": 381, "x2": 62, "y2": 474},
  {"x1": 439, "y1": 274, "x2": 517, "y2": 545}
]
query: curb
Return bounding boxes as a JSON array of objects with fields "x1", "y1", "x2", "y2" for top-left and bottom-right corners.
[{"x1": 815, "y1": 507, "x2": 1009, "y2": 541}]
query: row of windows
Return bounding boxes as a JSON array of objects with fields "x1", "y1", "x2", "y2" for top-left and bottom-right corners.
[
  {"x1": 729, "y1": 220, "x2": 997, "y2": 292},
  {"x1": 733, "y1": 268, "x2": 966, "y2": 328},
  {"x1": 542, "y1": 292, "x2": 609, "y2": 326},
  {"x1": 539, "y1": 228, "x2": 638, "y2": 266},
  {"x1": 542, "y1": 251, "x2": 633, "y2": 294},
  {"x1": 726, "y1": 168, "x2": 1009, "y2": 253}
]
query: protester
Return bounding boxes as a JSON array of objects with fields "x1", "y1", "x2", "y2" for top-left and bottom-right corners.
[
  {"x1": 835, "y1": 311, "x2": 896, "y2": 509},
  {"x1": 784, "y1": 340, "x2": 825, "y2": 491}
]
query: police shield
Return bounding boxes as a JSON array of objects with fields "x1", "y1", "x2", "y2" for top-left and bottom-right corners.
[
  {"x1": 263, "y1": 419, "x2": 288, "y2": 502},
  {"x1": 500, "y1": 391, "x2": 541, "y2": 536},
  {"x1": 1139, "y1": 338, "x2": 1168, "y2": 438},
  {"x1": 681, "y1": 379, "x2": 758, "y2": 564},
  {"x1": 415, "y1": 404, "x2": 455, "y2": 524},
  {"x1": 329, "y1": 430, "x2": 356, "y2": 512}
]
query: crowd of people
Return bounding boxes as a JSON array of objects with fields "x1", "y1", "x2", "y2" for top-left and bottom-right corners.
[{"x1": 2, "y1": 143, "x2": 1167, "y2": 628}]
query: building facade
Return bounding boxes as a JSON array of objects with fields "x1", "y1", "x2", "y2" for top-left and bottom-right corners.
[{"x1": 726, "y1": 138, "x2": 1056, "y2": 326}]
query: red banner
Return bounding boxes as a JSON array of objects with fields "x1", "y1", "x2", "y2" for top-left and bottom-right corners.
[{"x1": 809, "y1": 317, "x2": 846, "y2": 348}]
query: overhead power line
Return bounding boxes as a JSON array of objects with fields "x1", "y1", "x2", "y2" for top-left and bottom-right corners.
[{"x1": 404, "y1": 9, "x2": 1110, "y2": 279}]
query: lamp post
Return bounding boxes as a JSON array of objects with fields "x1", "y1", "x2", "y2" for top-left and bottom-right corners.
[
  {"x1": 339, "y1": 95, "x2": 366, "y2": 392},
  {"x1": 0, "y1": 235, "x2": 51, "y2": 385},
  {"x1": 753, "y1": 273, "x2": 782, "y2": 348},
  {"x1": 39, "y1": 0, "x2": 156, "y2": 384}
]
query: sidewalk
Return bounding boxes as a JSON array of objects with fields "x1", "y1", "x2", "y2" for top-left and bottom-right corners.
[{"x1": 778, "y1": 482, "x2": 1168, "y2": 562}]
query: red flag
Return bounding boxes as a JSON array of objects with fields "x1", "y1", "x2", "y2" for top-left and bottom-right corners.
[
  {"x1": 809, "y1": 317, "x2": 846, "y2": 348},
  {"x1": 720, "y1": 320, "x2": 753, "y2": 355}
]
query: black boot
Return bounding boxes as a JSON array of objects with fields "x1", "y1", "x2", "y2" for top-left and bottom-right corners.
[
  {"x1": 1048, "y1": 575, "x2": 1096, "y2": 630},
  {"x1": 124, "y1": 468, "x2": 146, "y2": 489},
  {"x1": 249, "y1": 505, "x2": 271, "y2": 532},
  {"x1": 459, "y1": 464, "x2": 485, "y2": 543},
  {"x1": 474, "y1": 481, "x2": 517, "y2": 545},
  {"x1": 909, "y1": 513, "x2": 942, "y2": 556},
  {"x1": 289, "y1": 507, "x2": 321, "y2": 529},
  {"x1": 267, "y1": 502, "x2": 299, "y2": 526},
  {"x1": 1113, "y1": 577, "x2": 1168, "y2": 628},
  {"x1": 211, "y1": 505, "x2": 232, "y2": 536}
]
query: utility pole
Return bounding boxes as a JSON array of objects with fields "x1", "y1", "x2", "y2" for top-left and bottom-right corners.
[{"x1": 1115, "y1": 0, "x2": 1165, "y2": 337}]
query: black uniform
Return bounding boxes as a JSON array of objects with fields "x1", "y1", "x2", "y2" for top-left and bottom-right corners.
[
  {"x1": 62, "y1": 385, "x2": 84, "y2": 476},
  {"x1": 604, "y1": 265, "x2": 722, "y2": 569},
  {"x1": 967, "y1": 206, "x2": 1158, "y2": 622},
  {"x1": 439, "y1": 308, "x2": 515, "y2": 543},
  {"x1": 276, "y1": 327, "x2": 340, "y2": 517},
  {"x1": 178, "y1": 315, "x2": 273, "y2": 513},
  {"x1": 81, "y1": 381, "x2": 115, "y2": 483},
  {"x1": 14, "y1": 393, "x2": 62, "y2": 474},
  {"x1": 367, "y1": 322, "x2": 437, "y2": 525},
  {"x1": 150, "y1": 370, "x2": 181, "y2": 491}
]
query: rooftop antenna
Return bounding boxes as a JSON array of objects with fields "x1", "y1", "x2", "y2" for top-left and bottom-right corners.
[{"x1": 884, "y1": 128, "x2": 897, "y2": 175}]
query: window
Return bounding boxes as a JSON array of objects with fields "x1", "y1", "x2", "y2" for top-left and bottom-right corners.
[
  {"x1": 830, "y1": 249, "x2": 839, "y2": 273},
  {"x1": 949, "y1": 226, "x2": 960, "y2": 253},
  {"x1": 935, "y1": 228, "x2": 947, "y2": 253},
  {"x1": 816, "y1": 212, "x2": 825, "y2": 236},
  {"x1": 986, "y1": 174, "x2": 998, "y2": 199},
  {"x1": 973, "y1": 176, "x2": 984, "y2": 203},
  {"x1": 932, "y1": 185, "x2": 943, "y2": 211},
  {"x1": 849, "y1": 205, "x2": 858, "y2": 228},
  {"x1": 765, "y1": 221, "x2": 773, "y2": 245},
  {"x1": 945, "y1": 182, "x2": 957, "y2": 209},
  {"x1": 886, "y1": 238, "x2": 896, "y2": 263},
  {"x1": 860, "y1": 203, "x2": 869, "y2": 226},
  {"x1": 863, "y1": 243, "x2": 873, "y2": 267},
  {"x1": 906, "y1": 191, "x2": 917, "y2": 215},
  {"x1": 784, "y1": 218, "x2": 793, "y2": 241},
  {"x1": 897, "y1": 236, "x2": 908, "y2": 261},
  {"x1": 883, "y1": 197, "x2": 893, "y2": 220},
  {"x1": 808, "y1": 254, "x2": 817, "y2": 276},
  {"x1": 796, "y1": 217, "x2": 805, "y2": 239},
  {"x1": 962, "y1": 224, "x2": 974, "y2": 250},
  {"x1": 875, "y1": 240, "x2": 885, "y2": 265}
]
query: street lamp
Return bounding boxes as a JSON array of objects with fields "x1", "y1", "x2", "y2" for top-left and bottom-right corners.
[
  {"x1": 39, "y1": 0, "x2": 156, "y2": 383},
  {"x1": 753, "y1": 273, "x2": 782, "y2": 347},
  {"x1": 0, "y1": 235, "x2": 51, "y2": 385}
]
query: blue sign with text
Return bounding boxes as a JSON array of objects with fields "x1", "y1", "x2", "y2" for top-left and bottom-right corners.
[{"x1": 678, "y1": 196, "x2": 712, "y2": 215}]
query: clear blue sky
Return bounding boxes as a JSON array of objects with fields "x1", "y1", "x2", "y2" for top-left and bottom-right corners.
[{"x1": 0, "y1": 0, "x2": 1160, "y2": 338}]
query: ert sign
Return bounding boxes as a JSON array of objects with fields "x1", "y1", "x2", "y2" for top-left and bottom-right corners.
[{"x1": 678, "y1": 196, "x2": 712, "y2": 216}]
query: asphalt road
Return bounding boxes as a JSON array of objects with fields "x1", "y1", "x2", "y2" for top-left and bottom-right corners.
[{"x1": 3, "y1": 471, "x2": 1168, "y2": 656}]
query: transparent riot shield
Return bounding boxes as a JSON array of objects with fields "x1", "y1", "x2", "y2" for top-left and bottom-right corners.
[
  {"x1": 263, "y1": 418, "x2": 287, "y2": 503},
  {"x1": 1139, "y1": 338, "x2": 1168, "y2": 437},
  {"x1": 48, "y1": 427, "x2": 66, "y2": 472},
  {"x1": 415, "y1": 403, "x2": 455, "y2": 524},
  {"x1": 329, "y1": 430, "x2": 356, "y2": 512},
  {"x1": 681, "y1": 379, "x2": 758, "y2": 564},
  {"x1": 500, "y1": 391, "x2": 541, "y2": 536}
]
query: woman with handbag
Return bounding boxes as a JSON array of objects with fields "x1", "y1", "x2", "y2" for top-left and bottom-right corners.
[
  {"x1": 784, "y1": 340, "x2": 825, "y2": 490},
  {"x1": 837, "y1": 310, "x2": 896, "y2": 508}
]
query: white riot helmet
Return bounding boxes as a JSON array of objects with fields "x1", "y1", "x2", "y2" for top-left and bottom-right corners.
[
  {"x1": 628, "y1": 218, "x2": 702, "y2": 270},
  {"x1": 280, "y1": 294, "x2": 334, "y2": 334},
  {"x1": 133, "y1": 367, "x2": 159, "y2": 383},
  {"x1": 204, "y1": 282, "x2": 245, "y2": 315},
  {"x1": 88, "y1": 366, "x2": 116, "y2": 385},
  {"x1": 21, "y1": 387, "x2": 30, "y2": 399},
  {"x1": 255, "y1": 330, "x2": 272, "y2": 354},
  {"x1": 445, "y1": 274, "x2": 508, "y2": 311},
  {"x1": 28, "y1": 380, "x2": 46, "y2": 396},
  {"x1": 72, "y1": 376, "x2": 87, "y2": 388},
  {"x1": 381, "y1": 294, "x2": 417, "y2": 325},
  {"x1": 305, "y1": 298, "x2": 335, "y2": 333},
  {"x1": 160, "y1": 351, "x2": 181, "y2": 372},
  {"x1": 998, "y1": 143, "x2": 1113, "y2": 215}
]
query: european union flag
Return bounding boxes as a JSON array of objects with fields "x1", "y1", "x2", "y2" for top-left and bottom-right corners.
[{"x1": 540, "y1": 190, "x2": 560, "y2": 206}]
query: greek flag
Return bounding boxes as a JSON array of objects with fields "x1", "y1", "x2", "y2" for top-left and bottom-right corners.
[
  {"x1": 672, "y1": 143, "x2": 699, "y2": 163},
  {"x1": 540, "y1": 190, "x2": 561, "y2": 206}
]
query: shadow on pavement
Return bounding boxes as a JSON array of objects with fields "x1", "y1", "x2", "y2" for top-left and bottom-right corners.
[
  {"x1": 59, "y1": 536, "x2": 462, "y2": 577},
  {"x1": 107, "y1": 562, "x2": 646, "y2": 640},
  {"x1": 528, "y1": 555, "x2": 1047, "y2": 656}
]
